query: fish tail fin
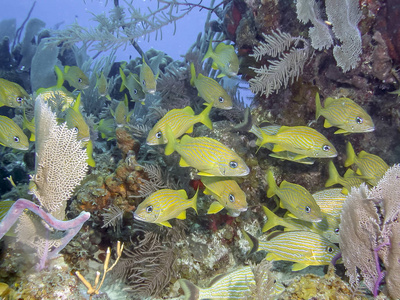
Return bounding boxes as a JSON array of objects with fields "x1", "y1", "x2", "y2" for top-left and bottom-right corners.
[
  {"x1": 119, "y1": 68, "x2": 127, "y2": 92},
  {"x1": 198, "y1": 103, "x2": 213, "y2": 129},
  {"x1": 326, "y1": 161, "x2": 339, "y2": 187},
  {"x1": 202, "y1": 39, "x2": 213, "y2": 62},
  {"x1": 190, "y1": 63, "x2": 196, "y2": 86},
  {"x1": 54, "y1": 65, "x2": 64, "y2": 88},
  {"x1": 315, "y1": 92, "x2": 322, "y2": 120},
  {"x1": 164, "y1": 125, "x2": 176, "y2": 155},
  {"x1": 178, "y1": 279, "x2": 200, "y2": 300},
  {"x1": 86, "y1": 140, "x2": 96, "y2": 167},
  {"x1": 266, "y1": 170, "x2": 278, "y2": 198},
  {"x1": 344, "y1": 142, "x2": 356, "y2": 167},
  {"x1": 191, "y1": 188, "x2": 199, "y2": 214},
  {"x1": 72, "y1": 93, "x2": 81, "y2": 112},
  {"x1": 262, "y1": 205, "x2": 280, "y2": 232},
  {"x1": 241, "y1": 230, "x2": 259, "y2": 255}
]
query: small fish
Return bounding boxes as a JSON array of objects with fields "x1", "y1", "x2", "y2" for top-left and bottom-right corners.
[
  {"x1": 55, "y1": 65, "x2": 89, "y2": 90},
  {"x1": 190, "y1": 63, "x2": 233, "y2": 110},
  {"x1": 139, "y1": 56, "x2": 158, "y2": 94},
  {"x1": 258, "y1": 126, "x2": 337, "y2": 160},
  {"x1": 36, "y1": 86, "x2": 76, "y2": 111},
  {"x1": 95, "y1": 118, "x2": 116, "y2": 140},
  {"x1": 165, "y1": 126, "x2": 249, "y2": 177},
  {"x1": 244, "y1": 230, "x2": 340, "y2": 271},
  {"x1": 95, "y1": 72, "x2": 111, "y2": 101},
  {"x1": 345, "y1": 142, "x2": 389, "y2": 186},
  {"x1": 310, "y1": 212, "x2": 341, "y2": 243},
  {"x1": 325, "y1": 161, "x2": 366, "y2": 194},
  {"x1": 133, "y1": 188, "x2": 198, "y2": 227},
  {"x1": 119, "y1": 68, "x2": 145, "y2": 103},
  {"x1": 0, "y1": 78, "x2": 29, "y2": 108},
  {"x1": 179, "y1": 264, "x2": 282, "y2": 300},
  {"x1": 65, "y1": 94, "x2": 90, "y2": 142},
  {"x1": 146, "y1": 105, "x2": 212, "y2": 145},
  {"x1": 202, "y1": 40, "x2": 239, "y2": 78},
  {"x1": 111, "y1": 95, "x2": 133, "y2": 127},
  {"x1": 0, "y1": 116, "x2": 29, "y2": 150},
  {"x1": 266, "y1": 170, "x2": 323, "y2": 222},
  {"x1": 315, "y1": 92, "x2": 374, "y2": 134},
  {"x1": 201, "y1": 176, "x2": 248, "y2": 216},
  {"x1": 312, "y1": 188, "x2": 346, "y2": 218}
]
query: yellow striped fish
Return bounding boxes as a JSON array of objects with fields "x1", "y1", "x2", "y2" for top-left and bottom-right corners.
[
  {"x1": 165, "y1": 126, "x2": 249, "y2": 177},
  {"x1": 111, "y1": 95, "x2": 133, "y2": 127},
  {"x1": 315, "y1": 93, "x2": 374, "y2": 134},
  {"x1": 133, "y1": 188, "x2": 198, "y2": 227},
  {"x1": 244, "y1": 230, "x2": 340, "y2": 271},
  {"x1": 325, "y1": 161, "x2": 366, "y2": 194},
  {"x1": 147, "y1": 105, "x2": 212, "y2": 145},
  {"x1": 202, "y1": 40, "x2": 239, "y2": 78},
  {"x1": 0, "y1": 116, "x2": 29, "y2": 150},
  {"x1": 95, "y1": 71, "x2": 111, "y2": 101},
  {"x1": 201, "y1": 176, "x2": 248, "y2": 216},
  {"x1": 179, "y1": 264, "x2": 282, "y2": 300},
  {"x1": 139, "y1": 56, "x2": 158, "y2": 94},
  {"x1": 190, "y1": 63, "x2": 233, "y2": 110},
  {"x1": 312, "y1": 188, "x2": 346, "y2": 218},
  {"x1": 119, "y1": 68, "x2": 145, "y2": 103},
  {"x1": 0, "y1": 78, "x2": 29, "y2": 108},
  {"x1": 258, "y1": 126, "x2": 337, "y2": 160},
  {"x1": 266, "y1": 171, "x2": 323, "y2": 222},
  {"x1": 55, "y1": 65, "x2": 89, "y2": 90},
  {"x1": 65, "y1": 94, "x2": 90, "y2": 142},
  {"x1": 345, "y1": 142, "x2": 389, "y2": 186}
]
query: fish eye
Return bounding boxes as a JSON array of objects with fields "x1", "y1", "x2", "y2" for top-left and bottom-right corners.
[
  {"x1": 142, "y1": 80, "x2": 146, "y2": 86},
  {"x1": 16, "y1": 97, "x2": 23, "y2": 103},
  {"x1": 155, "y1": 131, "x2": 162, "y2": 139},
  {"x1": 305, "y1": 206, "x2": 311, "y2": 213},
  {"x1": 229, "y1": 161, "x2": 238, "y2": 168},
  {"x1": 334, "y1": 228, "x2": 340, "y2": 234},
  {"x1": 73, "y1": 127, "x2": 79, "y2": 133},
  {"x1": 322, "y1": 145, "x2": 330, "y2": 152},
  {"x1": 218, "y1": 96, "x2": 224, "y2": 103},
  {"x1": 78, "y1": 78, "x2": 83, "y2": 83},
  {"x1": 134, "y1": 89, "x2": 138, "y2": 94},
  {"x1": 228, "y1": 194, "x2": 235, "y2": 203},
  {"x1": 146, "y1": 205, "x2": 153, "y2": 213},
  {"x1": 13, "y1": 136, "x2": 20, "y2": 143},
  {"x1": 356, "y1": 116, "x2": 363, "y2": 124},
  {"x1": 326, "y1": 246, "x2": 334, "y2": 253}
]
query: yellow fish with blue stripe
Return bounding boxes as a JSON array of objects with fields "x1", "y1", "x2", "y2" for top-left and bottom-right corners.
[
  {"x1": 55, "y1": 65, "x2": 89, "y2": 90},
  {"x1": 0, "y1": 78, "x2": 29, "y2": 108},
  {"x1": 95, "y1": 71, "x2": 111, "y2": 101},
  {"x1": 312, "y1": 188, "x2": 346, "y2": 219},
  {"x1": 244, "y1": 230, "x2": 340, "y2": 271},
  {"x1": 202, "y1": 40, "x2": 240, "y2": 78},
  {"x1": 201, "y1": 176, "x2": 248, "y2": 216},
  {"x1": 0, "y1": 116, "x2": 29, "y2": 150},
  {"x1": 133, "y1": 188, "x2": 198, "y2": 227},
  {"x1": 345, "y1": 142, "x2": 389, "y2": 186},
  {"x1": 111, "y1": 95, "x2": 133, "y2": 127},
  {"x1": 325, "y1": 161, "x2": 366, "y2": 194},
  {"x1": 165, "y1": 126, "x2": 249, "y2": 177},
  {"x1": 315, "y1": 92, "x2": 374, "y2": 134},
  {"x1": 65, "y1": 93, "x2": 90, "y2": 142},
  {"x1": 119, "y1": 68, "x2": 145, "y2": 103},
  {"x1": 147, "y1": 105, "x2": 212, "y2": 145},
  {"x1": 179, "y1": 263, "x2": 282, "y2": 300},
  {"x1": 138, "y1": 56, "x2": 158, "y2": 95},
  {"x1": 258, "y1": 126, "x2": 337, "y2": 160},
  {"x1": 85, "y1": 139, "x2": 96, "y2": 167},
  {"x1": 190, "y1": 63, "x2": 233, "y2": 110},
  {"x1": 267, "y1": 171, "x2": 322, "y2": 222}
]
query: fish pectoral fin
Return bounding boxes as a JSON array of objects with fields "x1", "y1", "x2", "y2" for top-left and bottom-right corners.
[
  {"x1": 159, "y1": 221, "x2": 172, "y2": 227},
  {"x1": 176, "y1": 210, "x2": 187, "y2": 220},
  {"x1": 293, "y1": 154, "x2": 308, "y2": 161},
  {"x1": 334, "y1": 128, "x2": 348, "y2": 134},
  {"x1": 324, "y1": 119, "x2": 332, "y2": 128},
  {"x1": 216, "y1": 73, "x2": 225, "y2": 78},
  {"x1": 197, "y1": 171, "x2": 214, "y2": 177},
  {"x1": 265, "y1": 253, "x2": 281, "y2": 261},
  {"x1": 286, "y1": 212, "x2": 297, "y2": 219},
  {"x1": 179, "y1": 157, "x2": 191, "y2": 167},
  {"x1": 207, "y1": 201, "x2": 225, "y2": 214},
  {"x1": 292, "y1": 262, "x2": 308, "y2": 271},
  {"x1": 272, "y1": 144, "x2": 285, "y2": 152},
  {"x1": 356, "y1": 168, "x2": 363, "y2": 175}
]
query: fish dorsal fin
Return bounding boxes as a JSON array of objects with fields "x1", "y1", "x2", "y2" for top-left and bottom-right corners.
[
  {"x1": 179, "y1": 157, "x2": 191, "y2": 167},
  {"x1": 182, "y1": 106, "x2": 195, "y2": 115},
  {"x1": 159, "y1": 221, "x2": 172, "y2": 227},
  {"x1": 358, "y1": 150, "x2": 368, "y2": 158},
  {"x1": 207, "y1": 201, "x2": 224, "y2": 214},
  {"x1": 176, "y1": 210, "x2": 186, "y2": 220},
  {"x1": 324, "y1": 119, "x2": 332, "y2": 128},
  {"x1": 293, "y1": 154, "x2": 308, "y2": 161},
  {"x1": 292, "y1": 262, "x2": 308, "y2": 271},
  {"x1": 177, "y1": 189, "x2": 188, "y2": 199}
]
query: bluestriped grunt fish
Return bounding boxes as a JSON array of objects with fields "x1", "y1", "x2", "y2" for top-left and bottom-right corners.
[
  {"x1": 0, "y1": 78, "x2": 29, "y2": 108},
  {"x1": 0, "y1": 116, "x2": 29, "y2": 150},
  {"x1": 266, "y1": 171, "x2": 322, "y2": 222},
  {"x1": 133, "y1": 188, "x2": 198, "y2": 227},
  {"x1": 165, "y1": 126, "x2": 249, "y2": 177},
  {"x1": 244, "y1": 230, "x2": 340, "y2": 271},
  {"x1": 202, "y1": 40, "x2": 239, "y2": 78},
  {"x1": 315, "y1": 92, "x2": 374, "y2": 134},
  {"x1": 65, "y1": 93, "x2": 90, "y2": 143},
  {"x1": 55, "y1": 65, "x2": 89, "y2": 90},
  {"x1": 190, "y1": 63, "x2": 233, "y2": 109},
  {"x1": 325, "y1": 161, "x2": 366, "y2": 194},
  {"x1": 258, "y1": 125, "x2": 337, "y2": 160},
  {"x1": 201, "y1": 176, "x2": 247, "y2": 216},
  {"x1": 147, "y1": 104, "x2": 212, "y2": 145},
  {"x1": 95, "y1": 71, "x2": 111, "y2": 101},
  {"x1": 119, "y1": 68, "x2": 145, "y2": 103},
  {"x1": 345, "y1": 142, "x2": 389, "y2": 186},
  {"x1": 139, "y1": 56, "x2": 158, "y2": 95}
]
